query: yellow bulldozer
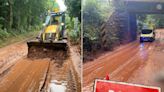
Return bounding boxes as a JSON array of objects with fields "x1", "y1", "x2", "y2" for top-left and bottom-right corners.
[
  {"x1": 27, "y1": 0, "x2": 68, "y2": 59},
  {"x1": 27, "y1": 11, "x2": 68, "y2": 59}
]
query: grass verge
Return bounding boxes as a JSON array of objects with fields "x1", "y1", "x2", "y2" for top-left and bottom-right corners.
[{"x1": 0, "y1": 31, "x2": 39, "y2": 48}]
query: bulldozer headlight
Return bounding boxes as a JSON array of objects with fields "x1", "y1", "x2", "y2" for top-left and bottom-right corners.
[
  {"x1": 61, "y1": 23, "x2": 64, "y2": 26},
  {"x1": 43, "y1": 23, "x2": 46, "y2": 26}
]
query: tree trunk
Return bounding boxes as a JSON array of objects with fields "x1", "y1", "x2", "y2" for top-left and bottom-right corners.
[{"x1": 8, "y1": 0, "x2": 13, "y2": 29}]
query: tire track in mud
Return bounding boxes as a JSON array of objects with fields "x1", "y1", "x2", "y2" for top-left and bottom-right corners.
[
  {"x1": 83, "y1": 42, "x2": 157, "y2": 92},
  {"x1": 83, "y1": 42, "x2": 140, "y2": 86},
  {"x1": 0, "y1": 40, "x2": 80, "y2": 92},
  {"x1": 111, "y1": 43, "x2": 153, "y2": 81},
  {"x1": 42, "y1": 58, "x2": 80, "y2": 92},
  {"x1": 0, "y1": 59, "x2": 49, "y2": 92},
  {"x1": 83, "y1": 42, "x2": 155, "y2": 87},
  {"x1": 0, "y1": 57, "x2": 79, "y2": 92},
  {"x1": 67, "y1": 59, "x2": 81, "y2": 92},
  {"x1": 0, "y1": 37, "x2": 81, "y2": 92},
  {"x1": 83, "y1": 41, "x2": 138, "y2": 70},
  {"x1": 83, "y1": 30, "x2": 164, "y2": 92},
  {"x1": 0, "y1": 36, "x2": 38, "y2": 77},
  {"x1": 83, "y1": 42, "x2": 139, "y2": 74}
]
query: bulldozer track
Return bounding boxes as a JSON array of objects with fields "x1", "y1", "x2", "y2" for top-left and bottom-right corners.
[{"x1": 39, "y1": 61, "x2": 50, "y2": 92}]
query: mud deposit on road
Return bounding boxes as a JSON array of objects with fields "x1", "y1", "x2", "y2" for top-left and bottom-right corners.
[
  {"x1": 27, "y1": 46, "x2": 68, "y2": 60},
  {"x1": 27, "y1": 46, "x2": 80, "y2": 92},
  {"x1": 83, "y1": 29, "x2": 164, "y2": 92},
  {"x1": 0, "y1": 58, "x2": 49, "y2": 92},
  {"x1": 43, "y1": 58, "x2": 80, "y2": 92},
  {"x1": 0, "y1": 43, "x2": 27, "y2": 77},
  {"x1": 0, "y1": 41, "x2": 80, "y2": 92}
]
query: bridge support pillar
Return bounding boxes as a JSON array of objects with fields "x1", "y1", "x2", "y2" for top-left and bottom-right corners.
[{"x1": 128, "y1": 13, "x2": 137, "y2": 41}]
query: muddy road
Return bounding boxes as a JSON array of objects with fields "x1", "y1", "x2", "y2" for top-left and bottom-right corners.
[
  {"x1": 83, "y1": 29, "x2": 164, "y2": 92},
  {"x1": 0, "y1": 58, "x2": 49, "y2": 92},
  {"x1": 0, "y1": 41, "x2": 81, "y2": 92}
]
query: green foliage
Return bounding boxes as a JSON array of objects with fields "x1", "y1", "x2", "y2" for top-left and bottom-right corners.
[
  {"x1": 137, "y1": 14, "x2": 147, "y2": 30},
  {"x1": 83, "y1": 0, "x2": 114, "y2": 39},
  {"x1": 0, "y1": 0, "x2": 81, "y2": 46},
  {"x1": 83, "y1": 0, "x2": 114, "y2": 50},
  {"x1": 112, "y1": 0, "x2": 125, "y2": 11},
  {"x1": 65, "y1": 0, "x2": 81, "y2": 21},
  {"x1": 99, "y1": 1, "x2": 113, "y2": 21},
  {"x1": 0, "y1": 0, "x2": 47, "y2": 30},
  {"x1": 137, "y1": 14, "x2": 164, "y2": 30},
  {"x1": 65, "y1": 0, "x2": 81, "y2": 45},
  {"x1": 0, "y1": 0, "x2": 48, "y2": 46},
  {"x1": 152, "y1": 15, "x2": 164, "y2": 28},
  {"x1": 0, "y1": 25, "x2": 10, "y2": 40},
  {"x1": 83, "y1": 0, "x2": 103, "y2": 39},
  {"x1": 66, "y1": 16, "x2": 80, "y2": 45},
  {"x1": 68, "y1": 28, "x2": 80, "y2": 44},
  {"x1": 66, "y1": 15, "x2": 74, "y2": 31},
  {"x1": 0, "y1": 31, "x2": 10, "y2": 39}
]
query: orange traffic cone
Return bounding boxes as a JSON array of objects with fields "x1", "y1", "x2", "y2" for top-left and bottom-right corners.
[{"x1": 105, "y1": 74, "x2": 110, "y2": 80}]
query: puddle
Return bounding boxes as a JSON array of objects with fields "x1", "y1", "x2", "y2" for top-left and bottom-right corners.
[
  {"x1": 48, "y1": 80, "x2": 67, "y2": 92},
  {"x1": 155, "y1": 71, "x2": 164, "y2": 84}
]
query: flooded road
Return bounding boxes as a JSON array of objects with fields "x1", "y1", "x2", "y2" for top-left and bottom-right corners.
[{"x1": 83, "y1": 29, "x2": 164, "y2": 92}]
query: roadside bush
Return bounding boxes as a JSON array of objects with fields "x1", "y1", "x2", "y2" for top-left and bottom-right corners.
[
  {"x1": 83, "y1": 0, "x2": 103, "y2": 52},
  {"x1": 68, "y1": 29, "x2": 80, "y2": 45},
  {"x1": 66, "y1": 16, "x2": 81, "y2": 45},
  {"x1": 0, "y1": 25, "x2": 10, "y2": 40}
]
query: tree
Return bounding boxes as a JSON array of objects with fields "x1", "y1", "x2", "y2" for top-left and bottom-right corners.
[{"x1": 65, "y1": 0, "x2": 81, "y2": 21}]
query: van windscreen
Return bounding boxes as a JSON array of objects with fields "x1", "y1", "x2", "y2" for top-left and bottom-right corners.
[{"x1": 141, "y1": 29, "x2": 152, "y2": 34}]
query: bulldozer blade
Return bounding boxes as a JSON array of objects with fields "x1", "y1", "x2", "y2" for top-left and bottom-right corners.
[{"x1": 27, "y1": 40, "x2": 69, "y2": 59}]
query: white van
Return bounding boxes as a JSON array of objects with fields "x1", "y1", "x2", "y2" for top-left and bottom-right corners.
[{"x1": 140, "y1": 29, "x2": 155, "y2": 42}]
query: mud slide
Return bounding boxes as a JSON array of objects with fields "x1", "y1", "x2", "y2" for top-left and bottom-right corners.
[{"x1": 0, "y1": 40, "x2": 80, "y2": 92}]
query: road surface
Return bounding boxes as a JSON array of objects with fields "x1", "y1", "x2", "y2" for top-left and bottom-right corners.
[
  {"x1": 0, "y1": 58, "x2": 49, "y2": 92},
  {"x1": 83, "y1": 29, "x2": 164, "y2": 92},
  {"x1": 0, "y1": 40, "x2": 80, "y2": 92}
]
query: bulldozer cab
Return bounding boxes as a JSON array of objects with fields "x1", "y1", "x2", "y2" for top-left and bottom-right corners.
[
  {"x1": 45, "y1": 14, "x2": 59, "y2": 26},
  {"x1": 42, "y1": 12, "x2": 65, "y2": 40},
  {"x1": 44, "y1": 12, "x2": 65, "y2": 37}
]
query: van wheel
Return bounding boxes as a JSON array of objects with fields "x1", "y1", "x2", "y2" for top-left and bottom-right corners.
[
  {"x1": 140, "y1": 40, "x2": 143, "y2": 43},
  {"x1": 140, "y1": 38, "x2": 143, "y2": 43},
  {"x1": 150, "y1": 38, "x2": 155, "y2": 42}
]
